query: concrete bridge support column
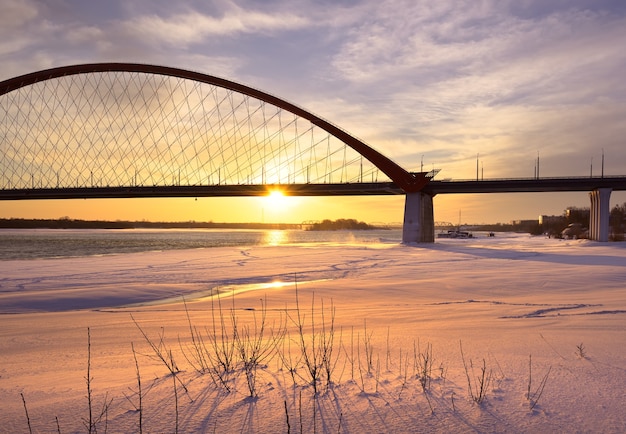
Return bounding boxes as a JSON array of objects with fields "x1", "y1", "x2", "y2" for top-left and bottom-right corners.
[
  {"x1": 402, "y1": 192, "x2": 435, "y2": 243},
  {"x1": 589, "y1": 188, "x2": 612, "y2": 242}
]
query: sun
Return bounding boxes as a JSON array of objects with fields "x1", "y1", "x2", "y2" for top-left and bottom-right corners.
[
  {"x1": 266, "y1": 189, "x2": 287, "y2": 207},
  {"x1": 260, "y1": 188, "x2": 302, "y2": 222}
]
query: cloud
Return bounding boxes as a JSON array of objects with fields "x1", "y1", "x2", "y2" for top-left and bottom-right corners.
[
  {"x1": 65, "y1": 25, "x2": 105, "y2": 44},
  {"x1": 0, "y1": 0, "x2": 38, "y2": 32},
  {"x1": 117, "y1": 3, "x2": 309, "y2": 48},
  {"x1": 2, "y1": 0, "x2": 625, "y2": 187},
  {"x1": 0, "y1": 0, "x2": 39, "y2": 58},
  {"x1": 294, "y1": 0, "x2": 626, "y2": 179}
]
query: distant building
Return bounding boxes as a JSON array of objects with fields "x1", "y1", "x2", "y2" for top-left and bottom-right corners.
[
  {"x1": 510, "y1": 219, "x2": 538, "y2": 226},
  {"x1": 510, "y1": 219, "x2": 540, "y2": 233},
  {"x1": 539, "y1": 214, "x2": 570, "y2": 237},
  {"x1": 539, "y1": 215, "x2": 564, "y2": 226}
]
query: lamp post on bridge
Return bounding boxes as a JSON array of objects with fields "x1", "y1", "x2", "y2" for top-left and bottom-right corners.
[{"x1": 476, "y1": 153, "x2": 479, "y2": 181}]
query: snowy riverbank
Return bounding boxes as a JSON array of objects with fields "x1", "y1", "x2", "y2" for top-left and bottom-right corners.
[{"x1": 1, "y1": 234, "x2": 625, "y2": 432}]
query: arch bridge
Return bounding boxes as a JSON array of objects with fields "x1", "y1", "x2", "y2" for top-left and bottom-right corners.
[{"x1": 1, "y1": 64, "x2": 623, "y2": 242}]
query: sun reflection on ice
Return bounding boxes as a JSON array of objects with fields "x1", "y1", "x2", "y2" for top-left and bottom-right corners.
[{"x1": 264, "y1": 229, "x2": 288, "y2": 246}]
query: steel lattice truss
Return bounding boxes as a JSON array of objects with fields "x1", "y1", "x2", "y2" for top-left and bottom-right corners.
[{"x1": 0, "y1": 69, "x2": 390, "y2": 191}]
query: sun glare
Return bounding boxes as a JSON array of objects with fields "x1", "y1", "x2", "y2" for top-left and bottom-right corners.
[
  {"x1": 267, "y1": 189, "x2": 287, "y2": 207},
  {"x1": 259, "y1": 189, "x2": 306, "y2": 222}
]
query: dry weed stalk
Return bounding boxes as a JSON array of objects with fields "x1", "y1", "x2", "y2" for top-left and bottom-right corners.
[
  {"x1": 179, "y1": 298, "x2": 211, "y2": 373},
  {"x1": 527, "y1": 354, "x2": 551, "y2": 410},
  {"x1": 177, "y1": 295, "x2": 235, "y2": 392},
  {"x1": 123, "y1": 342, "x2": 151, "y2": 434},
  {"x1": 284, "y1": 400, "x2": 291, "y2": 433},
  {"x1": 290, "y1": 282, "x2": 338, "y2": 395},
  {"x1": 576, "y1": 343, "x2": 587, "y2": 359},
  {"x1": 206, "y1": 294, "x2": 238, "y2": 392},
  {"x1": 130, "y1": 315, "x2": 191, "y2": 400},
  {"x1": 417, "y1": 340, "x2": 434, "y2": 392},
  {"x1": 341, "y1": 326, "x2": 355, "y2": 382},
  {"x1": 460, "y1": 340, "x2": 492, "y2": 404},
  {"x1": 362, "y1": 319, "x2": 374, "y2": 375},
  {"x1": 83, "y1": 327, "x2": 112, "y2": 434},
  {"x1": 398, "y1": 347, "x2": 410, "y2": 399},
  {"x1": 277, "y1": 329, "x2": 304, "y2": 388},
  {"x1": 20, "y1": 393, "x2": 32, "y2": 434},
  {"x1": 234, "y1": 296, "x2": 286, "y2": 397}
]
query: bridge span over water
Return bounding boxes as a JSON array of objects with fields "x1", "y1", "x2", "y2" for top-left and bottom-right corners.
[{"x1": 1, "y1": 63, "x2": 624, "y2": 242}]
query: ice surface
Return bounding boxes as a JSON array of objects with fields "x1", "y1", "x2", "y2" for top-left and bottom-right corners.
[{"x1": 1, "y1": 233, "x2": 625, "y2": 432}]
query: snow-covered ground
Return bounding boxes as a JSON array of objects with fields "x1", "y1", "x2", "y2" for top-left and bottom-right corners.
[{"x1": 1, "y1": 233, "x2": 625, "y2": 433}]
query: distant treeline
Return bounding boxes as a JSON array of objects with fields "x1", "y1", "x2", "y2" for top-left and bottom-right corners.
[
  {"x1": 0, "y1": 218, "x2": 302, "y2": 230},
  {"x1": 306, "y1": 218, "x2": 383, "y2": 231}
]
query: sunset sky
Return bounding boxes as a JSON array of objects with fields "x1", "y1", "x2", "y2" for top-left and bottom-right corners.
[{"x1": 1, "y1": 0, "x2": 625, "y2": 224}]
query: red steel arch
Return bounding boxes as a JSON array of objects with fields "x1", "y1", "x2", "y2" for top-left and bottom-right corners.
[{"x1": 0, "y1": 63, "x2": 429, "y2": 193}]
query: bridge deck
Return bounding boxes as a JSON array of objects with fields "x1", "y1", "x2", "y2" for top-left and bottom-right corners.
[
  {"x1": 423, "y1": 176, "x2": 626, "y2": 194},
  {"x1": 0, "y1": 183, "x2": 405, "y2": 200},
  {"x1": 2, "y1": 177, "x2": 625, "y2": 200}
]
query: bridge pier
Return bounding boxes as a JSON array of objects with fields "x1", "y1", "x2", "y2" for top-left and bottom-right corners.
[
  {"x1": 589, "y1": 188, "x2": 612, "y2": 242},
  {"x1": 402, "y1": 192, "x2": 435, "y2": 243}
]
